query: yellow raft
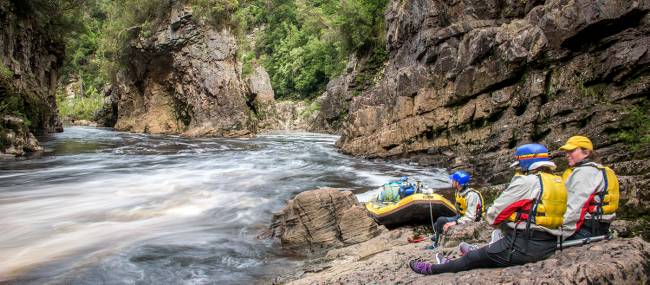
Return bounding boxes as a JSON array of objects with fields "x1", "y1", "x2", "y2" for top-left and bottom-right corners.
[{"x1": 365, "y1": 193, "x2": 457, "y2": 228}]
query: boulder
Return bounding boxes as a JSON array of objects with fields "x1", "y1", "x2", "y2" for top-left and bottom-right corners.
[
  {"x1": 285, "y1": 225, "x2": 650, "y2": 285},
  {"x1": 1, "y1": 115, "x2": 43, "y2": 156},
  {"x1": 248, "y1": 64, "x2": 275, "y2": 104},
  {"x1": 265, "y1": 188, "x2": 381, "y2": 256}
]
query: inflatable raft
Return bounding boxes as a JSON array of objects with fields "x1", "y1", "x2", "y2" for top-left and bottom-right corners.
[{"x1": 365, "y1": 193, "x2": 457, "y2": 228}]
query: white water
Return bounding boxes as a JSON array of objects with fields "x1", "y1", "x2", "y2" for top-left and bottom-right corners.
[{"x1": 0, "y1": 127, "x2": 449, "y2": 284}]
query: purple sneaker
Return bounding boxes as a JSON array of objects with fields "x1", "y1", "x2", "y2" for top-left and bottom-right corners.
[
  {"x1": 458, "y1": 242, "x2": 479, "y2": 256},
  {"x1": 409, "y1": 260, "x2": 432, "y2": 275},
  {"x1": 435, "y1": 253, "x2": 450, "y2": 264}
]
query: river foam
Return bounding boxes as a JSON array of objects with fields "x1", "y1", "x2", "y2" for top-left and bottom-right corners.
[{"x1": 0, "y1": 127, "x2": 449, "y2": 284}]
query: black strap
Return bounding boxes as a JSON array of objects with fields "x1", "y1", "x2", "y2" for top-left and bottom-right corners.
[
  {"x1": 471, "y1": 190, "x2": 484, "y2": 222},
  {"x1": 508, "y1": 226, "x2": 518, "y2": 262},
  {"x1": 526, "y1": 174, "x2": 545, "y2": 239}
]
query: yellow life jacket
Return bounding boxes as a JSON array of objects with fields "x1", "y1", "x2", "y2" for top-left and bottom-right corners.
[
  {"x1": 562, "y1": 164, "x2": 619, "y2": 215},
  {"x1": 455, "y1": 189, "x2": 485, "y2": 222},
  {"x1": 507, "y1": 172, "x2": 567, "y2": 229}
]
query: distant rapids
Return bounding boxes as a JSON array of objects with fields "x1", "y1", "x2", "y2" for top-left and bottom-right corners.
[{"x1": 0, "y1": 126, "x2": 450, "y2": 284}]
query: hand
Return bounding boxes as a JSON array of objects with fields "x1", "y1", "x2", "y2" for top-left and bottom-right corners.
[{"x1": 443, "y1": 222, "x2": 456, "y2": 232}]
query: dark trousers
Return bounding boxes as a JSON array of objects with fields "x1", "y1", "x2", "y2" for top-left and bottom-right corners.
[
  {"x1": 431, "y1": 215, "x2": 460, "y2": 246},
  {"x1": 427, "y1": 228, "x2": 557, "y2": 274},
  {"x1": 567, "y1": 219, "x2": 610, "y2": 240}
]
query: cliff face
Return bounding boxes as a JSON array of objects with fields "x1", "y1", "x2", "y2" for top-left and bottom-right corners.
[
  {"x1": 0, "y1": 1, "x2": 64, "y2": 156},
  {"x1": 336, "y1": 0, "x2": 650, "y2": 206},
  {"x1": 102, "y1": 5, "x2": 259, "y2": 137}
]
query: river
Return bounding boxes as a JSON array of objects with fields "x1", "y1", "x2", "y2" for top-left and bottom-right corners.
[{"x1": 0, "y1": 126, "x2": 450, "y2": 284}]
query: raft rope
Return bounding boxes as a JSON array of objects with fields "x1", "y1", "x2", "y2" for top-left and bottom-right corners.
[{"x1": 429, "y1": 200, "x2": 435, "y2": 237}]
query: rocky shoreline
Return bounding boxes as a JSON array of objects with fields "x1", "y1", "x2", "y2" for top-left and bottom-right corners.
[{"x1": 265, "y1": 188, "x2": 650, "y2": 284}]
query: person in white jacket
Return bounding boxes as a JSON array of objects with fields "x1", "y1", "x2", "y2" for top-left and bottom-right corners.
[
  {"x1": 410, "y1": 144, "x2": 567, "y2": 275},
  {"x1": 559, "y1": 136, "x2": 619, "y2": 240}
]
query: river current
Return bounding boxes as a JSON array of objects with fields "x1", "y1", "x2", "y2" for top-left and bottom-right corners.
[{"x1": 0, "y1": 127, "x2": 450, "y2": 284}]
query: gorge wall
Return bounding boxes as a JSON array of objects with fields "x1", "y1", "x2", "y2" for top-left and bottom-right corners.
[
  {"x1": 100, "y1": 5, "x2": 264, "y2": 137},
  {"x1": 336, "y1": 0, "x2": 650, "y2": 212},
  {"x1": 0, "y1": 1, "x2": 64, "y2": 156}
]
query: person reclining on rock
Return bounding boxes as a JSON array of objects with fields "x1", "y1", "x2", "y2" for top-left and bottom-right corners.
[
  {"x1": 410, "y1": 143, "x2": 567, "y2": 275},
  {"x1": 559, "y1": 135, "x2": 619, "y2": 240},
  {"x1": 429, "y1": 170, "x2": 485, "y2": 248}
]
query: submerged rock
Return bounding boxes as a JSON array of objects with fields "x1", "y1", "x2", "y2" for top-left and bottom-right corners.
[{"x1": 264, "y1": 188, "x2": 381, "y2": 256}]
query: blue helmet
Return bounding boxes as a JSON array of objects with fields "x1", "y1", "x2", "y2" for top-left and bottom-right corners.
[
  {"x1": 449, "y1": 171, "x2": 470, "y2": 186},
  {"x1": 515, "y1": 143, "x2": 550, "y2": 171},
  {"x1": 400, "y1": 176, "x2": 408, "y2": 182}
]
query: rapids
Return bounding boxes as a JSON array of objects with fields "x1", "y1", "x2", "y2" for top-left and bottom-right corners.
[{"x1": 0, "y1": 127, "x2": 449, "y2": 284}]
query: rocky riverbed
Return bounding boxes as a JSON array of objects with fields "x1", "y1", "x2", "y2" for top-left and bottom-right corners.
[{"x1": 267, "y1": 188, "x2": 650, "y2": 284}]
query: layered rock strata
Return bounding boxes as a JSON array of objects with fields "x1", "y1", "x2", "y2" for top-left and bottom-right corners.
[
  {"x1": 336, "y1": 0, "x2": 650, "y2": 212},
  {"x1": 0, "y1": 1, "x2": 64, "y2": 156},
  {"x1": 103, "y1": 5, "x2": 259, "y2": 137},
  {"x1": 263, "y1": 188, "x2": 381, "y2": 256},
  {"x1": 283, "y1": 223, "x2": 650, "y2": 284}
]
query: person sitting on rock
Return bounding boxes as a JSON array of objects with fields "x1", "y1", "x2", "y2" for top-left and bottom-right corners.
[
  {"x1": 429, "y1": 170, "x2": 484, "y2": 248},
  {"x1": 559, "y1": 135, "x2": 619, "y2": 240},
  {"x1": 410, "y1": 143, "x2": 567, "y2": 275}
]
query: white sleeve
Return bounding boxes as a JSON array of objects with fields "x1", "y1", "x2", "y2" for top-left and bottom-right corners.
[{"x1": 458, "y1": 192, "x2": 479, "y2": 224}]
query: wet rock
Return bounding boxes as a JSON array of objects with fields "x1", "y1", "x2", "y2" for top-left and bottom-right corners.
[
  {"x1": 335, "y1": 0, "x2": 650, "y2": 197},
  {"x1": 266, "y1": 188, "x2": 381, "y2": 256},
  {"x1": 1, "y1": 115, "x2": 43, "y2": 156}
]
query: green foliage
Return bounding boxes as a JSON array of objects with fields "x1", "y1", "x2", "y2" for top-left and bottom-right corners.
[
  {"x1": 240, "y1": 51, "x2": 256, "y2": 78},
  {"x1": 243, "y1": 0, "x2": 389, "y2": 99},
  {"x1": 0, "y1": 63, "x2": 13, "y2": 80},
  {"x1": 616, "y1": 102, "x2": 650, "y2": 152},
  {"x1": 99, "y1": 0, "x2": 174, "y2": 75},
  {"x1": 9, "y1": 0, "x2": 87, "y2": 42},
  {"x1": 300, "y1": 100, "x2": 321, "y2": 118},
  {"x1": 353, "y1": 45, "x2": 388, "y2": 90},
  {"x1": 57, "y1": 0, "x2": 390, "y2": 107},
  {"x1": 56, "y1": 89, "x2": 104, "y2": 121},
  {"x1": 192, "y1": 0, "x2": 240, "y2": 27},
  {"x1": 60, "y1": 0, "x2": 107, "y2": 94},
  {"x1": 0, "y1": 80, "x2": 52, "y2": 131},
  {"x1": 334, "y1": 0, "x2": 388, "y2": 52},
  {"x1": 577, "y1": 82, "x2": 607, "y2": 98},
  {"x1": 58, "y1": 0, "x2": 175, "y2": 122}
]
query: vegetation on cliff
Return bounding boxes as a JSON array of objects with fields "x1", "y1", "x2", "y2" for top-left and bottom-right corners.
[
  {"x1": 0, "y1": 0, "x2": 75, "y2": 136},
  {"x1": 54, "y1": 0, "x2": 389, "y2": 119},
  {"x1": 237, "y1": 0, "x2": 389, "y2": 99}
]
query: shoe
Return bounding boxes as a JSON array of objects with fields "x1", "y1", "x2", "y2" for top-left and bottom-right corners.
[
  {"x1": 424, "y1": 244, "x2": 436, "y2": 250},
  {"x1": 458, "y1": 242, "x2": 479, "y2": 256},
  {"x1": 490, "y1": 229, "x2": 504, "y2": 244},
  {"x1": 435, "y1": 253, "x2": 450, "y2": 264},
  {"x1": 409, "y1": 259, "x2": 432, "y2": 275}
]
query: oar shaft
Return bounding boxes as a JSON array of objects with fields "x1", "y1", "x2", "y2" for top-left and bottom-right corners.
[{"x1": 558, "y1": 235, "x2": 609, "y2": 249}]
